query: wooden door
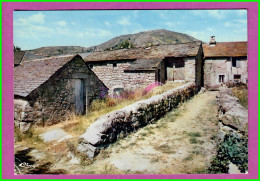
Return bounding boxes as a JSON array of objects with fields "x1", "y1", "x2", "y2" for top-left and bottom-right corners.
[
  {"x1": 167, "y1": 67, "x2": 174, "y2": 81},
  {"x1": 165, "y1": 60, "x2": 174, "y2": 81},
  {"x1": 75, "y1": 79, "x2": 85, "y2": 114},
  {"x1": 173, "y1": 59, "x2": 185, "y2": 80}
]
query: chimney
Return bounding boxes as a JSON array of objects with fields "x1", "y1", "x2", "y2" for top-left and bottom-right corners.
[{"x1": 209, "y1": 36, "x2": 216, "y2": 47}]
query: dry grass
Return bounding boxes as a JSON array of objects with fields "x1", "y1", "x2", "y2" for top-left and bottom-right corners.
[
  {"x1": 232, "y1": 85, "x2": 248, "y2": 109},
  {"x1": 14, "y1": 82, "x2": 184, "y2": 171}
]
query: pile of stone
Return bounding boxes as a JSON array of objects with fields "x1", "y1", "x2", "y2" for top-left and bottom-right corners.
[
  {"x1": 217, "y1": 87, "x2": 248, "y2": 138},
  {"x1": 78, "y1": 82, "x2": 196, "y2": 158},
  {"x1": 216, "y1": 87, "x2": 248, "y2": 174}
]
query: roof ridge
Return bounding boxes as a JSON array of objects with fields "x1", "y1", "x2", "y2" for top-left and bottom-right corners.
[{"x1": 21, "y1": 54, "x2": 78, "y2": 64}]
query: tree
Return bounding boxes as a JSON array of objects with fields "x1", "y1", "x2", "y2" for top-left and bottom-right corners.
[
  {"x1": 118, "y1": 40, "x2": 135, "y2": 49},
  {"x1": 13, "y1": 45, "x2": 21, "y2": 52}
]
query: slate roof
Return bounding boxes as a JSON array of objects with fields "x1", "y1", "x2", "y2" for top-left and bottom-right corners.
[
  {"x1": 22, "y1": 52, "x2": 45, "y2": 62},
  {"x1": 124, "y1": 59, "x2": 162, "y2": 71},
  {"x1": 84, "y1": 41, "x2": 202, "y2": 62},
  {"x1": 14, "y1": 51, "x2": 26, "y2": 65},
  {"x1": 203, "y1": 42, "x2": 247, "y2": 58},
  {"x1": 14, "y1": 54, "x2": 79, "y2": 97}
]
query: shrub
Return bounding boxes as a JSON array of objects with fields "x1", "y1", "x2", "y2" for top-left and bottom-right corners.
[
  {"x1": 188, "y1": 132, "x2": 202, "y2": 137},
  {"x1": 208, "y1": 133, "x2": 248, "y2": 173}
]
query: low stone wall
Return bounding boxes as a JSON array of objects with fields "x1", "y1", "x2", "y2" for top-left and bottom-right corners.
[
  {"x1": 77, "y1": 82, "x2": 197, "y2": 158},
  {"x1": 217, "y1": 87, "x2": 248, "y2": 137},
  {"x1": 213, "y1": 87, "x2": 248, "y2": 173}
]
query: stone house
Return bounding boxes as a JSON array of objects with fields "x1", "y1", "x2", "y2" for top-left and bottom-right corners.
[
  {"x1": 203, "y1": 36, "x2": 248, "y2": 90},
  {"x1": 14, "y1": 54, "x2": 108, "y2": 131},
  {"x1": 84, "y1": 41, "x2": 203, "y2": 96}
]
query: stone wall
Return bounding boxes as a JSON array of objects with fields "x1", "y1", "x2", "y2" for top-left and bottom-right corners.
[
  {"x1": 204, "y1": 58, "x2": 248, "y2": 90},
  {"x1": 14, "y1": 57, "x2": 108, "y2": 132},
  {"x1": 217, "y1": 87, "x2": 248, "y2": 137},
  {"x1": 214, "y1": 87, "x2": 248, "y2": 173},
  {"x1": 77, "y1": 82, "x2": 197, "y2": 158},
  {"x1": 89, "y1": 60, "x2": 156, "y2": 95}
]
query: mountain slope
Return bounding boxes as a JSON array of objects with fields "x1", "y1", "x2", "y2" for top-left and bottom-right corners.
[
  {"x1": 25, "y1": 29, "x2": 199, "y2": 56},
  {"x1": 87, "y1": 29, "x2": 199, "y2": 51},
  {"x1": 26, "y1": 46, "x2": 88, "y2": 57}
]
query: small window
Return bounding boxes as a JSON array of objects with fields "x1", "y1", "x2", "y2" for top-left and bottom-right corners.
[
  {"x1": 232, "y1": 59, "x2": 236, "y2": 67},
  {"x1": 175, "y1": 59, "x2": 184, "y2": 68},
  {"x1": 234, "y1": 74, "x2": 241, "y2": 80},
  {"x1": 234, "y1": 74, "x2": 241, "y2": 82},
  {"x1": 113, "y1": 63, "x2": 117, "y2": 67},
  {"x1": 113, "y1": 88, "x2": 124, "y2": 98},
  {"x1": 219, "y1": 75, "x2": 225, "y2": 83},
  {"x1": 232, "y1": 58, "x2": 241, "y2": 68}
]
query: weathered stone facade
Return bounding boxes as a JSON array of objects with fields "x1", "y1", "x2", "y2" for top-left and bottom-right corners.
[
  {"x1": 77, "y1": 82, "x2": 196, "y2": 158},
  {"x1": 204, "y1": 57, "x2": 248, "y2": 90},
  {"x1": 14, "y1": 55, "x2": 108, "y2": 131},
  {"x1": 203, "y1": 40, "x2": 247, "y2": 90},
  {"x1": 85, "y1": 42, "x2": 203, "y2": 96},
  {"x1": 89, "y1": 60, "x2": 156, "y2": 95}
]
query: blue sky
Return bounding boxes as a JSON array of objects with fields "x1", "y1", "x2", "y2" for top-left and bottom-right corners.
[{"x1": 13, "y1": 10, "x2": 247, "y2": 50}]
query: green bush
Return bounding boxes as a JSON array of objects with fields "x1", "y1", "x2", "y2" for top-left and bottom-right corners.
[{"x1": 208, "y1": 133, "x2": 248, "y2": 173}]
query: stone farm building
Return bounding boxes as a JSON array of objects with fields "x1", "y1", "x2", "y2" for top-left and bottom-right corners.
[
  {"x1": 14, "y1": 54, "x2": 108, "y2": 131},
  {"x1": 84, "y1": 41, "x2": 203, "y2": 96},
  {"x1": 203, "y1": 36, "x2": 248, "y2": 90}
]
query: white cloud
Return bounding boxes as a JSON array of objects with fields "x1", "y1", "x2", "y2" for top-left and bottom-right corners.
[
  {"x1": 14, "y1": 24, "x2": 53, "y2": 40},
  {"x1": 57, "y1": 20, "x2": 67, "y2": 26},
  {"x1": 192, "y1": 10, "x2": 226, "y2": 19},
  {"x1": 225, "y1": 20, "x2": 247, "y2": 28},
  {"x1": 117, "y1": 16, "x2": 131, "y2": 26},
  {"x1": 85, "y1": 29, "x2": 112, "y2": 37},
  {"x1": 235, "y1": 19, "x2": 247, "y2": 24},
  {"x1": 206, "y1": 10, "x2": 226, "y2": 19},
  {"x1": 224, "y1": 22, "x2": 232, "y2": 27},
  {"x1": 104, "y1": 21, "x2": 111, "y2": 26},
  {"x1": 14, "y1": 12, "x2": 45, "y2": 27},
  {"x1": 77, "y1": 32, "x2": 84, "y2": 38},
  {"x1": 237, "y1": 10, "x2": 247, "y2": 16},
  {"x1": 28, "y1": 13, "x2": 45, "y2": 24},
  {"x1": 133, "y1": 10, "x2": 139, "y2": 18},
  {"x1": 165, "y1": 22, "x2": 175, "y2": 28},
  {"x1": 185, "y1": 31, "x2": 199, "y2": 38}
]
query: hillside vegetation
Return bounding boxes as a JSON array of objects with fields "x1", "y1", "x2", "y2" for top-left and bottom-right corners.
[
  {"x1": 25, "y1": 29, "x2": 199, "y2": 57},
  {"x1": 87, "y1": 29, "x2": 199, "y2": 51}
]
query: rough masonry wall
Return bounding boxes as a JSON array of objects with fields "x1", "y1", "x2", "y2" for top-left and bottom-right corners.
[
  {"x1": 195, "y1": 46, "x2": 203, "y2": 89},
  {"x1": 215, "y1": 87, "x2": 248, "y2": 173},
  {"x1": 90, "y1": 60, "x2": 155, "y2": 95},
  {"x1": 217, "y1": 87, "x2": 248, "y2": 135},
  {"x1": 14, "y1": 57, "x2": 108, "y2": 131},
  {"x1": 77, "y1": 82, "x2": 196, "y2": 158},
  {"x1": 204, "y1": 58, "x2": 248, "y2": 90},
  {"x1": 184, "y1": 58, "x2": 196, "y2": 83}
]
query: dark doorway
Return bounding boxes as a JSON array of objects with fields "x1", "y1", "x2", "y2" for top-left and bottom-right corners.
[
  {"x1": 75, "y1": 79, "x2": 85, "y2": 114},
  {"x1": 157, "y1": 69, "x2": 161, "y2": 83}
]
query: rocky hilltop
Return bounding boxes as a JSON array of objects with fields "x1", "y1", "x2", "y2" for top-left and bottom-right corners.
[
  {"x1": 25, "y1": 29, "x2": 199, "y2": 57},
  {"x1": 87, "y1": 29, "x2": 199, "y2": 51}
]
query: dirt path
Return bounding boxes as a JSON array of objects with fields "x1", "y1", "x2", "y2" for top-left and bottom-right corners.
[
  {"x1": 15, "y1": 91, "x2": 219, "y2": 175},
  {"x1": 64, "y1": 91, "x2": 219, "y2": 174}
]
